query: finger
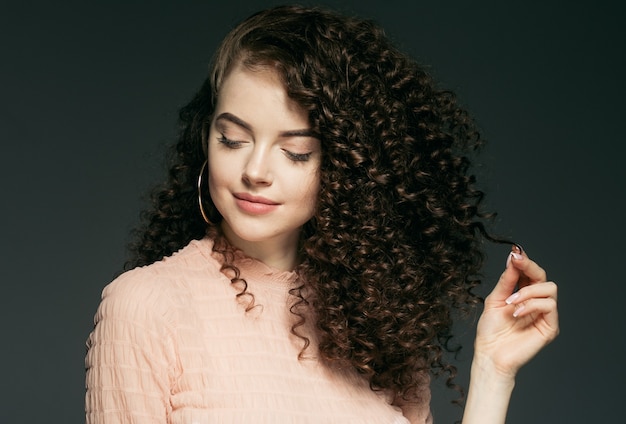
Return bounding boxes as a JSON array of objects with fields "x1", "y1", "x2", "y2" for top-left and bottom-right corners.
[
  {"x1": 505, "y1": 281, "x2": 558, "y2": 305},
  {"x1": 511, "y1": 298, "x2": 559, "y2": 333},
  {"x1": 488, "y1": 247, "x2": 526, "y2": 302},
  {"x1": 488, "y1": 264, "x2": 521, "y2": 303},
  {"x1": 508, "y1": 250, "x2": 547, "y2": 285},
  {"x1": 512, "y1": 297, "x2": 558, "y2": 318}
]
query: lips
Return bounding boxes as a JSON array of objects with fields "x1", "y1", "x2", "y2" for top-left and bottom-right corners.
[
  {"x1": 234, "y1": 193, "x2": 279, "y2": 204},
  {"x1": 233, "y1": 193, "x2": 280, "y2": 214}
]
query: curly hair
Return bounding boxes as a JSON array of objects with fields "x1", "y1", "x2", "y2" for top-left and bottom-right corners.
[{"x1": 126, "y1": 5, "x2": 507, "y2": 403}]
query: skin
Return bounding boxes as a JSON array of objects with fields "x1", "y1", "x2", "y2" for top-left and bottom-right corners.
[
  {"x1": 207, "y1": 63, "x2": 559, "y2": 423},
  {"x1": 463, "y1": 247, "x2": 559, "y2": 423},
  {"x1": 207, "y1": 64, "x2": 321, "y2": 271}
]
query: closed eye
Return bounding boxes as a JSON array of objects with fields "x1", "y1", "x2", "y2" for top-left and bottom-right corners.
[
  {"x1": 283, "y1": 150, "x2": 312, "y2": 162},
  {"x1": 218, "y1": 135, "x2": 244, "y2": 148}
]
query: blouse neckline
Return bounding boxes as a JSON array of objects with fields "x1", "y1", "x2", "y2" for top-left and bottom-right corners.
[{"x1": 192, "y1": 236, "x2": 299, "y2": 286}]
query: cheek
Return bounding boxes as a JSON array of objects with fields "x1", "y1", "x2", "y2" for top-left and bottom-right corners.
[
  {"x1": 208, "y1": 172, "x2": 217, "y2": 200},
  {"x1": 207, "y1": 157, "x2": 228, "y2": 200},
  {"x1": 207, "y1": 167, "x2": 231, "y2": 219},
  {"x1": 299, "y1": 171, "x2": 320, "y2": 211}
]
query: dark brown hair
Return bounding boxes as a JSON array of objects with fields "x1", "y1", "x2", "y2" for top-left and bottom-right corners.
[{"x1": 127, "y1": 5, "x2": 502, "y2": 403}]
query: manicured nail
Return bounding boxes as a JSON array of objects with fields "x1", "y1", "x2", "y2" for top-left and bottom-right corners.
[
  {"x1": 505, "y1": 251, "x2": 522, "y2": 268},
  {"x1": 513, "y1": 304, "x2": 525, "y2": 318},
  {"x1": 505, "y1": 292, "x2": 520, "y2": 305},
  {"x1": 513, "y1": 243, "x2": 524, "y2": 254}
]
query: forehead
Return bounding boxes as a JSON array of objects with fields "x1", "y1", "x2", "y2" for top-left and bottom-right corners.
[{"x1": 213, "y1": 63, "x2": 309, "y2": 129}]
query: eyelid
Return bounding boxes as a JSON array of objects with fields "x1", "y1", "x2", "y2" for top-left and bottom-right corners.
[
  {"x1": 217, "y1": 134, "x2": 245, "y2": 148},
  {"x1": 283, "y1": 149, "x2": 312, "y2": 162},
  {"x1": 218, "y1": 132, "x2": 314, "y2": 162}
]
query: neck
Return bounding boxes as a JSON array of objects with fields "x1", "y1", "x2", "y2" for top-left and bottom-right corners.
[{"x1": 220, "y1": 224, "x2": 300, "y2": 271}]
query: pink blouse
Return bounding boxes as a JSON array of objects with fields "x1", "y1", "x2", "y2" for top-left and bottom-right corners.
[{"x1": 85, "y1": 237, "x2": 432, "y2": 423}]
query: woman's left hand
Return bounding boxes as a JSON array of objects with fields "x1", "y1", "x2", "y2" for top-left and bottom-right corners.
[{"x1": 473, "y1": 246, "x2": 559, "y2": 379}]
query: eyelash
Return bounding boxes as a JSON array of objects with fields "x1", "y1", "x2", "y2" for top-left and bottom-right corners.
[
  {"x1": 217, "y1": 135, "x2": 242, "y2": 148},
  {"x1": 218, "y1": 134, "x2": 312, "y2": 162},
  {"x1": 284, "y1": 151, "x2": 312, "y2": 162}
]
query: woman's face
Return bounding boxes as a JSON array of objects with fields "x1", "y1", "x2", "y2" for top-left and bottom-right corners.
[{"x1": 207, "y1": 64, "x2": 321, "y2": 260}]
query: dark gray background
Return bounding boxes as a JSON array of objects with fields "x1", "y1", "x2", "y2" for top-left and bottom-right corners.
[{"x1": 1, "y1": 1, "x2": 624, "y2": 422}]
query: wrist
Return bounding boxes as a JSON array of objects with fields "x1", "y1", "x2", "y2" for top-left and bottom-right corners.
[
  {"x1": 462, "y1": 354, "x2": 516, "y2": 424},
  {"x1": 470, "y1": 352, "x2": 516, "y2": 391}
]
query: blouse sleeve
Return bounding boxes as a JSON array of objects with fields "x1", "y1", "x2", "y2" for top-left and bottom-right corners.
[{"x1": 85, "y1": 272, "x2": 178, "y2": 424}]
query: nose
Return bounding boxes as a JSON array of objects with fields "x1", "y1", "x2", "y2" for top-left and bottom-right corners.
[{"x1": 242, "y1": 146, "x2": 273, "y2": 186}]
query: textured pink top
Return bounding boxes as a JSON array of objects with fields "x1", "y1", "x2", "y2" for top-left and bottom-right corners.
[{"x1": 85, "y1": 237, "x2": 432, "y2": 423}]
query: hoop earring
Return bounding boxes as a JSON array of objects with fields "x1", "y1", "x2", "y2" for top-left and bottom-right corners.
[{"x1": 197, "y1": 160, "x2": 211, "y2": 224}]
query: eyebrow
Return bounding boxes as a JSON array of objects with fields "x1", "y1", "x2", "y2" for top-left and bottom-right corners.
[{"x1": 215, "y1": 112, "x2": 320, "y2": 139}]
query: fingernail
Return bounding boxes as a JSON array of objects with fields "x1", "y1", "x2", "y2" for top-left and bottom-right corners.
[
  {"x1": 505, "y1": 292, "x2": 520, "y2": 305},
  {"x1": 513, "y1": 304, "x2": 525, "y2": 318},
  {"x1": 513, "y1": 243, "x2": 524, "y2": 254},
  {"x1": 506, "y1": 251, "x2": 522, "y2": 268}
]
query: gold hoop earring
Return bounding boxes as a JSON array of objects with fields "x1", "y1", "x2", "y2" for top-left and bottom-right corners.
[{"x1": 197, "y1": 160, "x2": 211, "y2": 224}]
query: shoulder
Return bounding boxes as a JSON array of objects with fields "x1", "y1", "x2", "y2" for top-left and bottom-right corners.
[{"x1": 97, "y1": 237, "x2": 224, "y2": 324}]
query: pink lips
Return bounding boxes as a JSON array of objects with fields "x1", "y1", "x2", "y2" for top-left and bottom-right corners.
[{"x1": 233, "y1": 193, "x2": 280, "y2": 214}]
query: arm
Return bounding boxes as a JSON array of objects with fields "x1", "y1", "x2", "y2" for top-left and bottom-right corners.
[
  {"x1": 462, "y1": 247, "x2": 559, "y2": 424},
  {"x1": 85, "y1": 275, "x2": 176, "y2": 424}
]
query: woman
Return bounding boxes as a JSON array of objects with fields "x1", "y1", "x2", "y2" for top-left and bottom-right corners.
[{"x1": 85, "y1": 5, "x2": 559, "y2": 423}]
